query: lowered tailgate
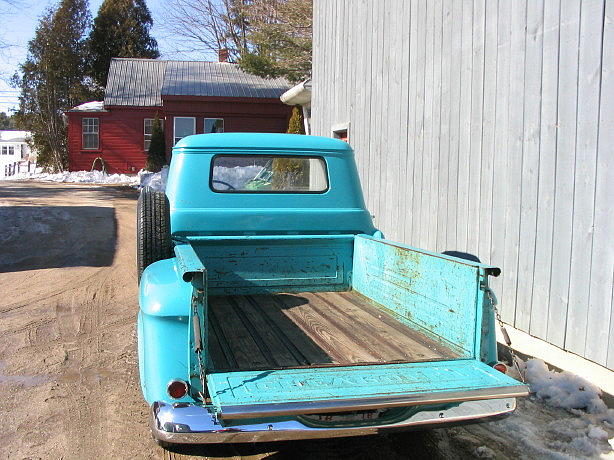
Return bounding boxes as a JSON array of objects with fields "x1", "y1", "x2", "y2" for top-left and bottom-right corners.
[{"x1": 207, "y1": 359, "x2": 528, "y2": 420}]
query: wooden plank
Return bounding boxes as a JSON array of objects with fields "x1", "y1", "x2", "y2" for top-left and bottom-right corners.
[
  {"x1": 489, "y1": 0, "x2": 512, "y2": 317},
  {"x1": 404, "y1": 0, "x2": 419, "y2": 244},
  {"x1": 446, "y1": 0, "x2": 463, "y2": 250},
  {"x1": 247, "y1": 294, "x2": 334, "y2": 366},
  {"x1": 398, "y1": 0, "x2": 411, "y2": 243},
  {"x1": 313, "y1": 292, "x2": 425, "y2": 360},
  {"x1": 365, "y1": 0, "x2": 381, "y2": 212},
  {"x1": 436, "y1": 0, "x2": 452, "y2": 252},
  {"x1": 501, "y1": 0, "x2": 527, "y2": 325},
  {"x1": 229, "y1": 296, "x2": 303, "y2": 368},
  {"x1": 274, "y1": 293, "x2": 380, "y2": 363},
  {"x1": 301, "y1": 292, "x2": 402, "y2": 361},
  {"x1": 515, "y1": 0, "x2": 544, "y2": 331},
  {"x1": 428, "y1": 0, "x2": 443, "y2": 251},
  {"x1": 455, "y1": 0, "x2": 473, "y2": 253},
  {"x1": 335, "y1": 291, "x2": 458, "y2": 360},
  {"x1": 321, "y1": 291, "x2": 455, "y2": 361},
  {"x1": 353, "y1": 0, "x2": 366, "y2": 186},
  {"x1": 413, "y1": 0, "x2": 428, "y2": 246},
  {"x1": 383, "y1": 0, "x2": 402, "y2": 240},
  {"x1": 419, "y1": 0, "x2": 435, "y2": 249},
  {"x1": 207, "y1": 312, "x2": 233, "y2": 370},
  {"x1": 478, "y1": 0, "x2": 498, "y2": 265},
  {"x1": 547, "y1": 0, "x2": 582, "y2": 347},
  {"x1": 564, "y1": 0, "x2": 605, "y2": 355},
  {"x1": 530, "y1": 0, "x2": 561, "y2": 339},
  {"x1": 586, "y1": 0, "x2": 614, "y2": 367},
  {"x1": 208, "y1": 296, "x2": 271, "y2": 369},
  {"x1": 466, "y1": 0, "x2": 485, "y2": 256}
]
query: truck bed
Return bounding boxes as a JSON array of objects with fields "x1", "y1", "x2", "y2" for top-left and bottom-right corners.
[{"x1": 207, "y1": 291, "x2": 458, "y2": 372}]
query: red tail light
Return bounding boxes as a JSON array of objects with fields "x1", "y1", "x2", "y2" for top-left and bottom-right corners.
[
  {"x1": 493, "y1": 363, "x2": 507, "y2": 374},
  {"x1": 167, "y1": 380, "x2": 189, "y2": 399}
]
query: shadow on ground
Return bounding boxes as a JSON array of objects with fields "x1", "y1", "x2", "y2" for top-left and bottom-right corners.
[
  {"x1": 0, "y1": 205, "x2": 117, "y2": 272},
  {"x1": 0, "y1": 182, "x2": 138, "y2": 201},
  {"x1": 160, "y1": 431, "x2": 464, "y2": 459}
]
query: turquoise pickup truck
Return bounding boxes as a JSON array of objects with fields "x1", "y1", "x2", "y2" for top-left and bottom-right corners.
[{"x1": 137, "y1": 133, "x2": 527, "y2": 445}]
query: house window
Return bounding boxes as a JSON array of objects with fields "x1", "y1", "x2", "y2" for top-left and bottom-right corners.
[
  {"x1": 204, "y1": 118, "x2": 224, "y2": 133},
  {"x1": 144, "y1": 118, "x2": 163, "y2": 151},
  {"x1": 82, "y1": 118, "x2": 99, "y2": 150},
  {"x1": 174, "y1": 117, "x2": 195, "y2": 145},
  {"x1": 8, "y1": 146, "x2": 14, "y2": 155},
  {"x1": 332, "y1": 123, "x2": 349, "y2": 143},
  {"x1": 1, "y1": 146, "x2": 7, "y2": 155}
]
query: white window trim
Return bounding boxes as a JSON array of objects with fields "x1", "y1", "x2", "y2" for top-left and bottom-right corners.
[
  {"x1": 144, "y1": 118, "x2": 153, "y2": 151},
  {"x1": 82, "y1": 117, "x2": 100, "y2": 150},
  {"x1": 174, "y1": 116, "x2": 196, "y2": 145}
]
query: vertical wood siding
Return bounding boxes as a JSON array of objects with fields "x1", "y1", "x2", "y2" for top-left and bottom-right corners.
[{"x1": 312, "y1": 0, "x2": 614, "y2": 369}]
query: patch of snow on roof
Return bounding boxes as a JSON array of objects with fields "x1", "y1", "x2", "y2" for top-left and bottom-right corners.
[{"x1": 71, "y1": 101, "x2": 104, "y2": 112}]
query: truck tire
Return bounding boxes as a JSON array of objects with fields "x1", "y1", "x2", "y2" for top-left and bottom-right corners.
[{"x1": 137, "y1": 187, "x2": 172, "y2": 281}]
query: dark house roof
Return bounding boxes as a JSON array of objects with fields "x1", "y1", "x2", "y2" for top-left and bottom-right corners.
[{"x1": 104, "y1": 58, "x2": 290, "y2": 107}]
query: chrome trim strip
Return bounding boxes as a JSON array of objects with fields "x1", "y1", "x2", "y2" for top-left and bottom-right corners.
[
  {"x1": 151, "y1": 397, "x2": 518, "y2": 444},
  {"x1": 216, "y1": 385, "x2": 529, "y2": 420}
]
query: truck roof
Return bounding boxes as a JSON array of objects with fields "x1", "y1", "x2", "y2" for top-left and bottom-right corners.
[{"x1": 174, "y1": 133, "x2": 353, "y2": 153}]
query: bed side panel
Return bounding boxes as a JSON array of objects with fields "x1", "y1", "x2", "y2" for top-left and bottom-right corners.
[{"x1": 352, "y1": 235, "x2": 484, "y2": 357}]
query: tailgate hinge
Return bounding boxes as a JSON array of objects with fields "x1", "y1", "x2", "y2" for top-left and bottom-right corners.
[{"x1": 191, "y1": 275, "x2": 209, "y2": 400}]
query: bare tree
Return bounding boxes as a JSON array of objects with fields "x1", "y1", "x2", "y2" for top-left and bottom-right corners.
[
  {"x1": 161, "y1": 0, "x2": 250, "y2": 60},
  {"x1": 239, "y1": 0, "x2": 312, "y2": 82},
  {"x1": 0, "y1": 0, "x2": 22, "y2": 50}
]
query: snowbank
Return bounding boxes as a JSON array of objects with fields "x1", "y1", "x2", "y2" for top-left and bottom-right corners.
[
  {"x1": 138, "y1": 166, "x2": 168, "y2": 191},
  {"x1": 1, "y1": 169, "x2": 139, "y2": 185},
  {"x1": 2, "y1": 166, "x2": 172, "y2": 189},
  {"x1": 526, "y1": 358, "x2": 611, "y2": 414},
  {"x1": 496, "y1": 358, "x2": 614, "y2": 458}
]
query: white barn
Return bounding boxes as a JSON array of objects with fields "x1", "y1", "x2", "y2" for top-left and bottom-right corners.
[{"x1": 309, "y1": 0, "x2": 614, "y2": 384}]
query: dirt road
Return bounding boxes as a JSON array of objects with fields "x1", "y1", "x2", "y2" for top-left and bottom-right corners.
[{"x1": 0, "y1": 181, "x2": 608, "y2": 460}]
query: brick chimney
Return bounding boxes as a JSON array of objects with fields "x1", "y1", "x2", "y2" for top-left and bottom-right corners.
[{"x1": 218, "y1": 48, "x2": 229, "y2": 63}]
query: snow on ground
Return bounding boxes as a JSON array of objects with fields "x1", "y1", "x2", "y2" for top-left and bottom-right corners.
[
  {"x1": 138, "y1": 166, "x2": 168, "y2": 191},
  {"x1": 486, "y1": 358, "x2": 614, "y2": 459},
  {"x1": 1, "y1": 164, "x2": 263, "y2": 191},
  {"x1": 1, "y1": 169, "x2": 140, "y2": 185},
  {"x1": 525, "y1": 359, "x2": 612, "y2": 416}
]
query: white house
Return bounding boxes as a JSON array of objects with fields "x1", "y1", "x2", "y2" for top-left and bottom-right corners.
[{"x1": 0, "y1": 130, "x2": 36, "y2": 177}]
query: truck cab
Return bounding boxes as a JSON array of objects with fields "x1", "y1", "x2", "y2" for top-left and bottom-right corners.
[{"x1": 137, "y1": 133, "x2": 527, "y2": 444}]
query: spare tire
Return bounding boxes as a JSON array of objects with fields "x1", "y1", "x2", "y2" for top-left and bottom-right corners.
[{"x1": 137, "y1": 187, "x2": 172, "y2": 281}]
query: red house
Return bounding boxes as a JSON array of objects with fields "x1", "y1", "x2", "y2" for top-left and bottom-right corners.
[{"x1": 66, "y1": 58, "x2": 292, "y2": 173}]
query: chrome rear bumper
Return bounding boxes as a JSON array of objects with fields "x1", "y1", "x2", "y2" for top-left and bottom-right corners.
[{"x1": 151, "y1": 397, "x2": 517, "y2": 444}]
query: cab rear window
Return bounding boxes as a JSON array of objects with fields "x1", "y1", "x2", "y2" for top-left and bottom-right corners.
[{"x1": 210, "y1": 155, "x2": 329, "y2": 193}]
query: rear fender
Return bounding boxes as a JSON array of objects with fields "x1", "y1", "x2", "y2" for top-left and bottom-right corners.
[{"x1": 138, "y1": 258, "x2": 196, "y2": 404}]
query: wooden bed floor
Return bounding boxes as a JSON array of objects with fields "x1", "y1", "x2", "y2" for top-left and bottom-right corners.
[{"x1": 207, "y1": 291, "x2": 458, "y2": 372}]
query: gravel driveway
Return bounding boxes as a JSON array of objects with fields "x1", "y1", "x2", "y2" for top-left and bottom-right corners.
[{"x1": 0, "y1": 181, "x2": 609, "y2": 460}]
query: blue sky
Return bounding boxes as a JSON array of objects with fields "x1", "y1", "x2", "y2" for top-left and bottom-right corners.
[{"x1": 0, "y1": 0, "x2": 207, "y2": 113}]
